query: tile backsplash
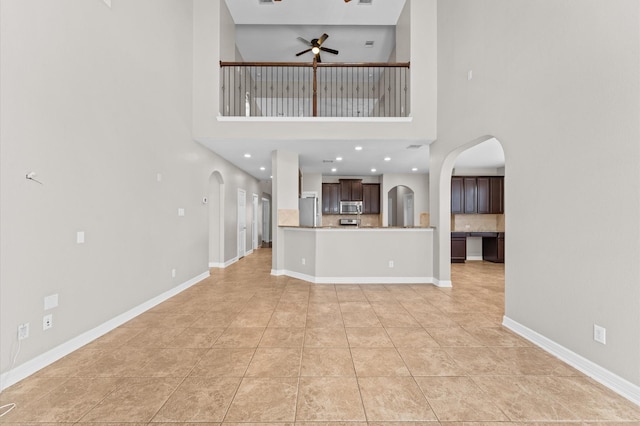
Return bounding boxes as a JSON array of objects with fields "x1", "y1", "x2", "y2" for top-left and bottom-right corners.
[
  {"x1": 322, "y1": 214, "x2": 381, "y2": 227},
  {"x1": 452, "y1": 214, "x2": 505, "y2": 232}
]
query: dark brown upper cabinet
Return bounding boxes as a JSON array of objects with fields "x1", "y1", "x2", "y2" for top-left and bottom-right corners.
[
  {"x1": 451, "y1": 177, "x2": 464, "y2": 214},
  {"x1": 362, "y1": 183, "x2": 380, "y2": 214},
  {"x1": 463, "y1": 177, "x2": 478, "y2": 214},
  {"x1": 322, "y1": 183, "x2": 340, "y2": 214},
  {"x1": 340, "y1": 179, "x2": 363, "y2": 201},
  {"x1": 452, "y1": 176, "x2": 504, "y2": 215}
]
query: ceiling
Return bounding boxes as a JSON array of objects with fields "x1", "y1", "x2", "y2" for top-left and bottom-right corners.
[{"x1": 205, "y1": 0, "x2": 505, "y2": 182}]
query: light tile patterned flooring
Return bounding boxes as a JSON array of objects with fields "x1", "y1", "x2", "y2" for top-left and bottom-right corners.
[{"x1": 2, "y1": 248, "x2": 640, "y2": 424}]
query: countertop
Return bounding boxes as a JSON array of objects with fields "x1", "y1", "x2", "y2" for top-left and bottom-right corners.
[{"x1": 451, "y1": 231, "x2": 504, "y2": 237}]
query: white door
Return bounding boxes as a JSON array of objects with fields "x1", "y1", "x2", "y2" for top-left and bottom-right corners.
[
  {"x1": 238, "y1": 189, "x2": 246, "y2": 259},
  {"x1": 403, "y1": 193, "x2": 414, "y2": 227},
  {"x1": 252, "y1": 194, "x2": 259, "y2": 250},
  {"x1": 262, "y1": 198, "x2": 271, "y2": 244}
]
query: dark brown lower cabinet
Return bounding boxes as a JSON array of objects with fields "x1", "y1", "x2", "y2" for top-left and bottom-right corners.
[
  {"x1": 482, "y1": 233, "x2": 505, "y2": 263},
  {"x1": 451, "y1": 233, "x2": 467, "y2": 263}
]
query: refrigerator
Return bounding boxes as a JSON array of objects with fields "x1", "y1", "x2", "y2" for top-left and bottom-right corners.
[{"x1": 299, "y1": 196, "x2": 319, "y2": 227}]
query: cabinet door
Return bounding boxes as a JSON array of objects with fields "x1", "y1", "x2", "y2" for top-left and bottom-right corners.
[
  {"x1": 451, "y1": 177, "x2": 464, "y2": 214},
  {"x1": 351, "y1": 181, "x2": 363, "y2": 201},
  {"x1": 463, "y1": 177, "x2": 477, "y2": 214},
  {"x1": 489, "y1": 177, "x2": 504, "y2": 214},
  {"x1": 340, "y1": 180, "x2": 351, "y2": 201},
  {"x1": 477, "y1": 177, "x2": 490, "y2": 214},
  {"x1": 322, "y1": 183, "x2": 340, "y2": 214},
  {"x1": 362, "y1": 184, "x2": 380, "y2": 214},
  {"x1": 322, "y1": 184, "x2": 332, "y2": 214},
  {"x1": 451, "y1": 236, "x2": 467, "y2": 263}
]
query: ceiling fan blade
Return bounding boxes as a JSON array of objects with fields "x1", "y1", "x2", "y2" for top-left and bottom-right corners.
[
  {"x1": 317, "y1": 33, "x2": 329, "y2": 46},
  {"x1": 316, "y1": 53, "x2": 322, "y2": 63},
  {"x1": 320, "y1": 47, "x2": 339, "y2": 55},
  {"x1": 297, "y1": 37, "x2": 311, "y2": 46},
  {"x1": 296, "y1": 48, "x2": 312, "y2": 57}
]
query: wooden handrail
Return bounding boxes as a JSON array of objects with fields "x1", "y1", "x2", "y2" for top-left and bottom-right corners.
[{"x1": 219, "y1": 61, "x2": 410, "y2": 117}]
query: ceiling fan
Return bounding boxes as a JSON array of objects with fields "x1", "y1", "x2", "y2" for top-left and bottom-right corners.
[{"x1": 295, "y1": 33, "x2": 339, "y2": 63}]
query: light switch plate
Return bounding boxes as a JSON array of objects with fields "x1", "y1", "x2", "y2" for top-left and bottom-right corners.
[
  {"x1": 77, "y1": 231, "x2": 85, "y2": 244},
  {"x1": 44, "y1": 294, "x2": 59, "y2": 310}
]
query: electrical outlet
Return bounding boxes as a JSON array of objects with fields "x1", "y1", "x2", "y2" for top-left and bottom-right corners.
[
  {"x1": 594, "y1": 324, "x2": 606, "y2": 344},
  {"x1": 171, "y1": 268, "x2": 176, "y2": 278},
  {"x1": 43, "y1": 314, "x2": 53, "y2": 331},
  {"x1": 388, "y1": 260, "x2": 394, "y2": 268},
  {"x1": 18, "y1": 323, "x2": 30, "y2": 340},
  {"x1": 301, "y1": 258, "x2": 306, "y2": 265}
]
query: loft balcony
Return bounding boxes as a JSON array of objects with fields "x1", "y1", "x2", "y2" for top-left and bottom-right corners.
[{"x1": 220, "y1": 61, "x2": 410, "y2": 118}]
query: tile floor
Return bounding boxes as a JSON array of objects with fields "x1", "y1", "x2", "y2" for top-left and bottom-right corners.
[{"x1": 1, "y1": 248, "x2": 640, "y2": 424}]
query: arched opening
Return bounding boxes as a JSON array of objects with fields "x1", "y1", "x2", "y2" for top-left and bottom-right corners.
[
  {"x1": 387, "y1": 185, "x2": 415, "y2": 227},
  {"x1": 435, "y1": 136, "x2": 506, "y2": 286},
  {"x1": 208, "y1": 171, "x2": 225, "y2": 268}
]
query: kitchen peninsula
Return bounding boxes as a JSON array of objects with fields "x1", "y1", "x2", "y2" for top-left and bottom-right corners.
[{"x1": 276, "y1": 226, "x2": 438, "y2": 285}]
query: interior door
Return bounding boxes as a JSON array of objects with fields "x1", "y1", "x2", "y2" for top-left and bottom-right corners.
[
  {"x1": 238, "y1": 189, "x2": 246, "y2": 259},
  {"x1": 262, "y1": 198, "x2": 271, "y2": 244},
  {"x1": 403, "y1": 193, "x2": 414, "y2": 227},
  {"x1": 252, "y1": 194, "x2": 259, "y2": 250}
]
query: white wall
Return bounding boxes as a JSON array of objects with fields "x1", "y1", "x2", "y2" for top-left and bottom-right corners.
[
  {"x1": 192, "y1": 0, "x2": 437, "y2": 144},
  {"x1": 0, "y1": 0, "x2": 264, "y2": 385},
  {"x1": 431, "y1": 0, "x2": 640, "y2": 387}
]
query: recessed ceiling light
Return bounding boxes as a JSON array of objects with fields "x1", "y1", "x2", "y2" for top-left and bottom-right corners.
[
  {"x1": 412, "y1": 167, "x2": 418, "y2": 172},
  {"x1": 384, "y1": 157, "x2": 391, "y2": 161},
  {"x1": 336, "y1": 157, "x2": 343, "y2": 161},
  {"x1": 371, "y1": 168, "x2": 377, "y2": 172},
  {"x1": 355, "y1": 146, "x2": 363, "y2": 151},
  {"x1": 270, "y1": 175, "x2": 273, "y2": 179},
  {"x1": 331, "y1": 168, "x2": 337, "y2": 172},
  {"x1": 244, "y1": 153, "x2": 251, "y2": 158},
  {"x1": 260, "y1": 166, "x2": 265, "y2": 171}
]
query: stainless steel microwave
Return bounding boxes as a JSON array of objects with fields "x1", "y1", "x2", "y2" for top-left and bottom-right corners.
[{"x1": 340, "y1": 201, "x2": 362, "y2": 215}]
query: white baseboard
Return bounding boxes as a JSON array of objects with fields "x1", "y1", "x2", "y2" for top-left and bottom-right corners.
[
  {"x1": 0, "y1": 270, "x2": 210, "y2": 391},
  {"x1": 466, "y1": 255, "x2": 483, "y2": 261},
  {"x1": 271, "y1": 269, "x2": 286, "y2": 276},
  {"x1": 210, "y1": 257, "x2": 239, "y2": 269},
  {"x1": 432, "y1": 278, "x2": 453, "y2": 288},
  {"x1": 503, "y1": 316, "x2": 640, "y2": 406},
  {"x1": 279, "y1": 270, "x2": 435, "y2": 285}
]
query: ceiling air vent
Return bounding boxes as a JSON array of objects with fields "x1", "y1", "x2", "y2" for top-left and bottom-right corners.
[
  {"x1": 364, "y1": 41, "x2": 375, "y2": 48},
  {"x1": 359, "y1": 0, "x2": 373, "y2": 4},
  {"x1": 322, "y1": 160, "x2": 334, "y2": 163},
  {"x1": 259, "y1": 0, "x2": 274, "y2": 4},
  {"x1": 406, "y1": 144, "x2": 424, "y2": 149}
]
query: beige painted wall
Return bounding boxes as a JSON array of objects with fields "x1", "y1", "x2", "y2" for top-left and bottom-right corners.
[
  {"x1": 431, "y1": 0, "x2": 640, "y2": 386},
  {"x1": 192, "y1": 0, "x2": 437, "y2": 143},
  {"x1": 0, "y1": 0, "x2": 265, "y2": 382}
]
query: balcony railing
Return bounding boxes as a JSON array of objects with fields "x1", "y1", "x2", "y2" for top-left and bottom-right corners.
[{"x1": 220, "y1": 61, "x2": 410, "y2": 118}]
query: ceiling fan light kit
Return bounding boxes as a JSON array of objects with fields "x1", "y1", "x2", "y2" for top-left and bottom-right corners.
[{"x1": 295, "y1": 33, "x2": 339, "y2": 63}]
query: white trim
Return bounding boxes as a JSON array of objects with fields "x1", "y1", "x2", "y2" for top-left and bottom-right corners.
[
  {"x1": 271, "y1": 269, "x2": 286, "y2": 276},
  {"x1": 279, "y1": 269, "x2": 435, "y2": 285},
  {"x1": 217, "y1": 116, "x2": 413, "y2": 123},
  {"x1": 245, "y1": 249, "x2": 254, "y2": 256},
  {"x1": 0, "y1": 271, "x2": 210, "y2": 391},
  {"x1": 466, "y1": 255, "x2": 483, "y2": 261},
  {"x1": 209, "y1": 256, "x2": 238, "y2": 269},
  {"x1": 503, "y1": 316, "x2": 640, "y2": 406},
  {"x1": 432, "y1": 278, "x2": 453, "y2": 288}
]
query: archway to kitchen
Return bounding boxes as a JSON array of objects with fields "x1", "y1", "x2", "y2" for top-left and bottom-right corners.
[
  {"x1": 436, "y1": 135, "x2": 506, "y2": 286},
  {"x1": 208, "y1": 171, "x2": 225, "y2": 268}
]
